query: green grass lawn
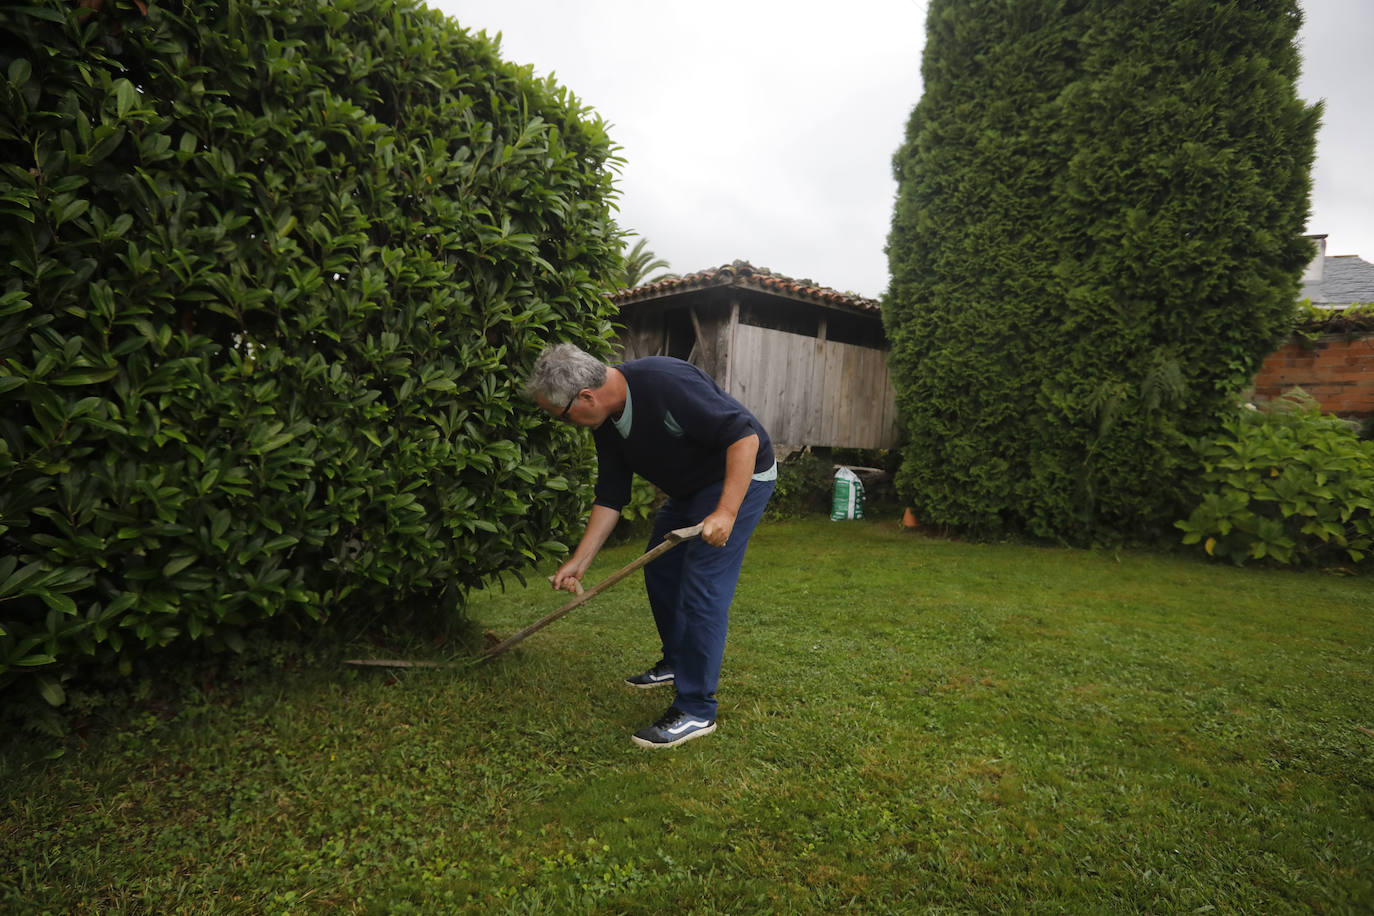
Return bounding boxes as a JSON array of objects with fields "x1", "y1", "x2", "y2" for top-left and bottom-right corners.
[{"x1": 2, "y1": 518, "x2": 1371, "y2": 913}]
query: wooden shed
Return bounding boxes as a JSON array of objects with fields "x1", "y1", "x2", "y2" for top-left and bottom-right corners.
[{"x1": 609, "y1": 261, "x2": 898, "y2": 450}]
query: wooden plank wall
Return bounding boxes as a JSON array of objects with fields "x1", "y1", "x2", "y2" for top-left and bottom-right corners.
[
  {"x1": 616, "y1": 310, "x2": 728, "y2": 380},
  {"x1": 616, "y1": 314, "x2": 665, "y2": 361},
  {"x1": 730, "y1": 325, "x2": 898, "y2": 449}
]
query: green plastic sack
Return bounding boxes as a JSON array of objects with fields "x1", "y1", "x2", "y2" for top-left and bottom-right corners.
[{"x1": 831, "y1": 467, "x2": 864, "y2": 521}]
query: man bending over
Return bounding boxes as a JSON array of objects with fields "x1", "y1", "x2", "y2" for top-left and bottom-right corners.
[{"x1": 525, "y1": 343, "x2": 775, "y2": 748}]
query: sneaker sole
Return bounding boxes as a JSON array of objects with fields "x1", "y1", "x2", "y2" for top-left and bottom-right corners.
[
  {"x1": 631, "y1": 721, "x2": 716, "y2": 749},
  {"x1": 624, "y1": 677, "x2": 675, "y2": 689}
]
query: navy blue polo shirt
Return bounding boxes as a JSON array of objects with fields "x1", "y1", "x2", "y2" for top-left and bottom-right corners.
[{"x1": 591, "y1": 357, "x2": 774, "y2": 511}]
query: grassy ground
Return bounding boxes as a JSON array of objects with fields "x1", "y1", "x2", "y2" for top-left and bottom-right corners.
[{"x1": 2, "y1": 518, "x2": 1371, "y2": 914}]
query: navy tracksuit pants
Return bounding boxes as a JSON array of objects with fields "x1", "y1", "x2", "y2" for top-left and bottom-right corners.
[{"x1": 642, "y1": 475, "x2": 774, "y2": 721}]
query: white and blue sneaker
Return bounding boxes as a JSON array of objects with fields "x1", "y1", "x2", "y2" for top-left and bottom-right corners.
[
  {"x1": 624, "y1": 661, "x2": 675, "y2": 689},
  {"x1": 631, "y1": 706, "x2": 716, "y2": 749}
]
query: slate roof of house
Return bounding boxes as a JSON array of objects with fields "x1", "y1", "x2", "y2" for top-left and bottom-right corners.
[
  {"x1": 610, "y1": 260, "x2": 881, "y2": 316},
  {"x1": 1301, "y1": 254, "x2": 1374, "y2": 307}
]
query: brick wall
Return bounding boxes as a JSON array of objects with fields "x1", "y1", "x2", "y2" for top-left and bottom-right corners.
[{"x1": 1251, "y1": 333, "x2": 1374, "y2": 418}]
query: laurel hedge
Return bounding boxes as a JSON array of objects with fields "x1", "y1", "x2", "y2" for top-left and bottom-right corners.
[{"x1": 0, "y1": 0, "x2": 622, "y2": 708}]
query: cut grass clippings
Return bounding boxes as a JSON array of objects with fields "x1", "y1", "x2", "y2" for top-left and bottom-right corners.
[{"x1": 2, "y1": 518, "x2": 1371, "y2": 913}]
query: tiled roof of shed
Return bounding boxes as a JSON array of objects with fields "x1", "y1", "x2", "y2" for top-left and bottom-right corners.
[{"x1": 610, "y1": 260, "x2": 880, "y2": 315}]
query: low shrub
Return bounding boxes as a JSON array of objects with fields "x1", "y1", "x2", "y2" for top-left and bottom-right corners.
[
  {"x1": 618, "y1": 477, "x2": 663, "y2": 526},
  {"x1": 765, "y1": 449, "x2": 837, "y2": 520},
  {"x1": 1175, "y1": 391, "x2": 1373, "y2": 567},
  {"x1": 603, "y1": 477, "x2": 663, "y2": 547}
]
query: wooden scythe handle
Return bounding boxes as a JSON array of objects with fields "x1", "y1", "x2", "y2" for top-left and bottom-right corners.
[{"x1": 475, "y1": 522, "x2": 705, "y2": 663}]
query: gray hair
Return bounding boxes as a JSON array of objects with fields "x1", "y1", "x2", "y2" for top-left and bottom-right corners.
[{"x1": 524, "y1": 343, "x2": 607, "y2": 403}]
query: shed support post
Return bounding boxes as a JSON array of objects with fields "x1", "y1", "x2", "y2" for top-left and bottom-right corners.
[{"x1": 723, "y1": 298, "x2": 740, "y2": 394}]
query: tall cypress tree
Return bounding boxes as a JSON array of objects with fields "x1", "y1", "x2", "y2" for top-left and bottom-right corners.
[{"x1": 884, "y1": 0, "x2": 1319, "y2": 543}]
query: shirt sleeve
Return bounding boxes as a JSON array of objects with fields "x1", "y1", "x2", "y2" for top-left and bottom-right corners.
[{"x1": 591, "y1": 431, "x2": 633, "y2": 511}]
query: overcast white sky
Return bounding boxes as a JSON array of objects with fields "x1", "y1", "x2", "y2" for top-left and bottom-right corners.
[{"x1": 432, "y1": 0, "x2": 1372, "y2": 300}]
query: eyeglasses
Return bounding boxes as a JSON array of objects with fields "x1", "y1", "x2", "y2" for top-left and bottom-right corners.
[{"x1": 556, "y1": 392, "x2": 578, "y2": 422}]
